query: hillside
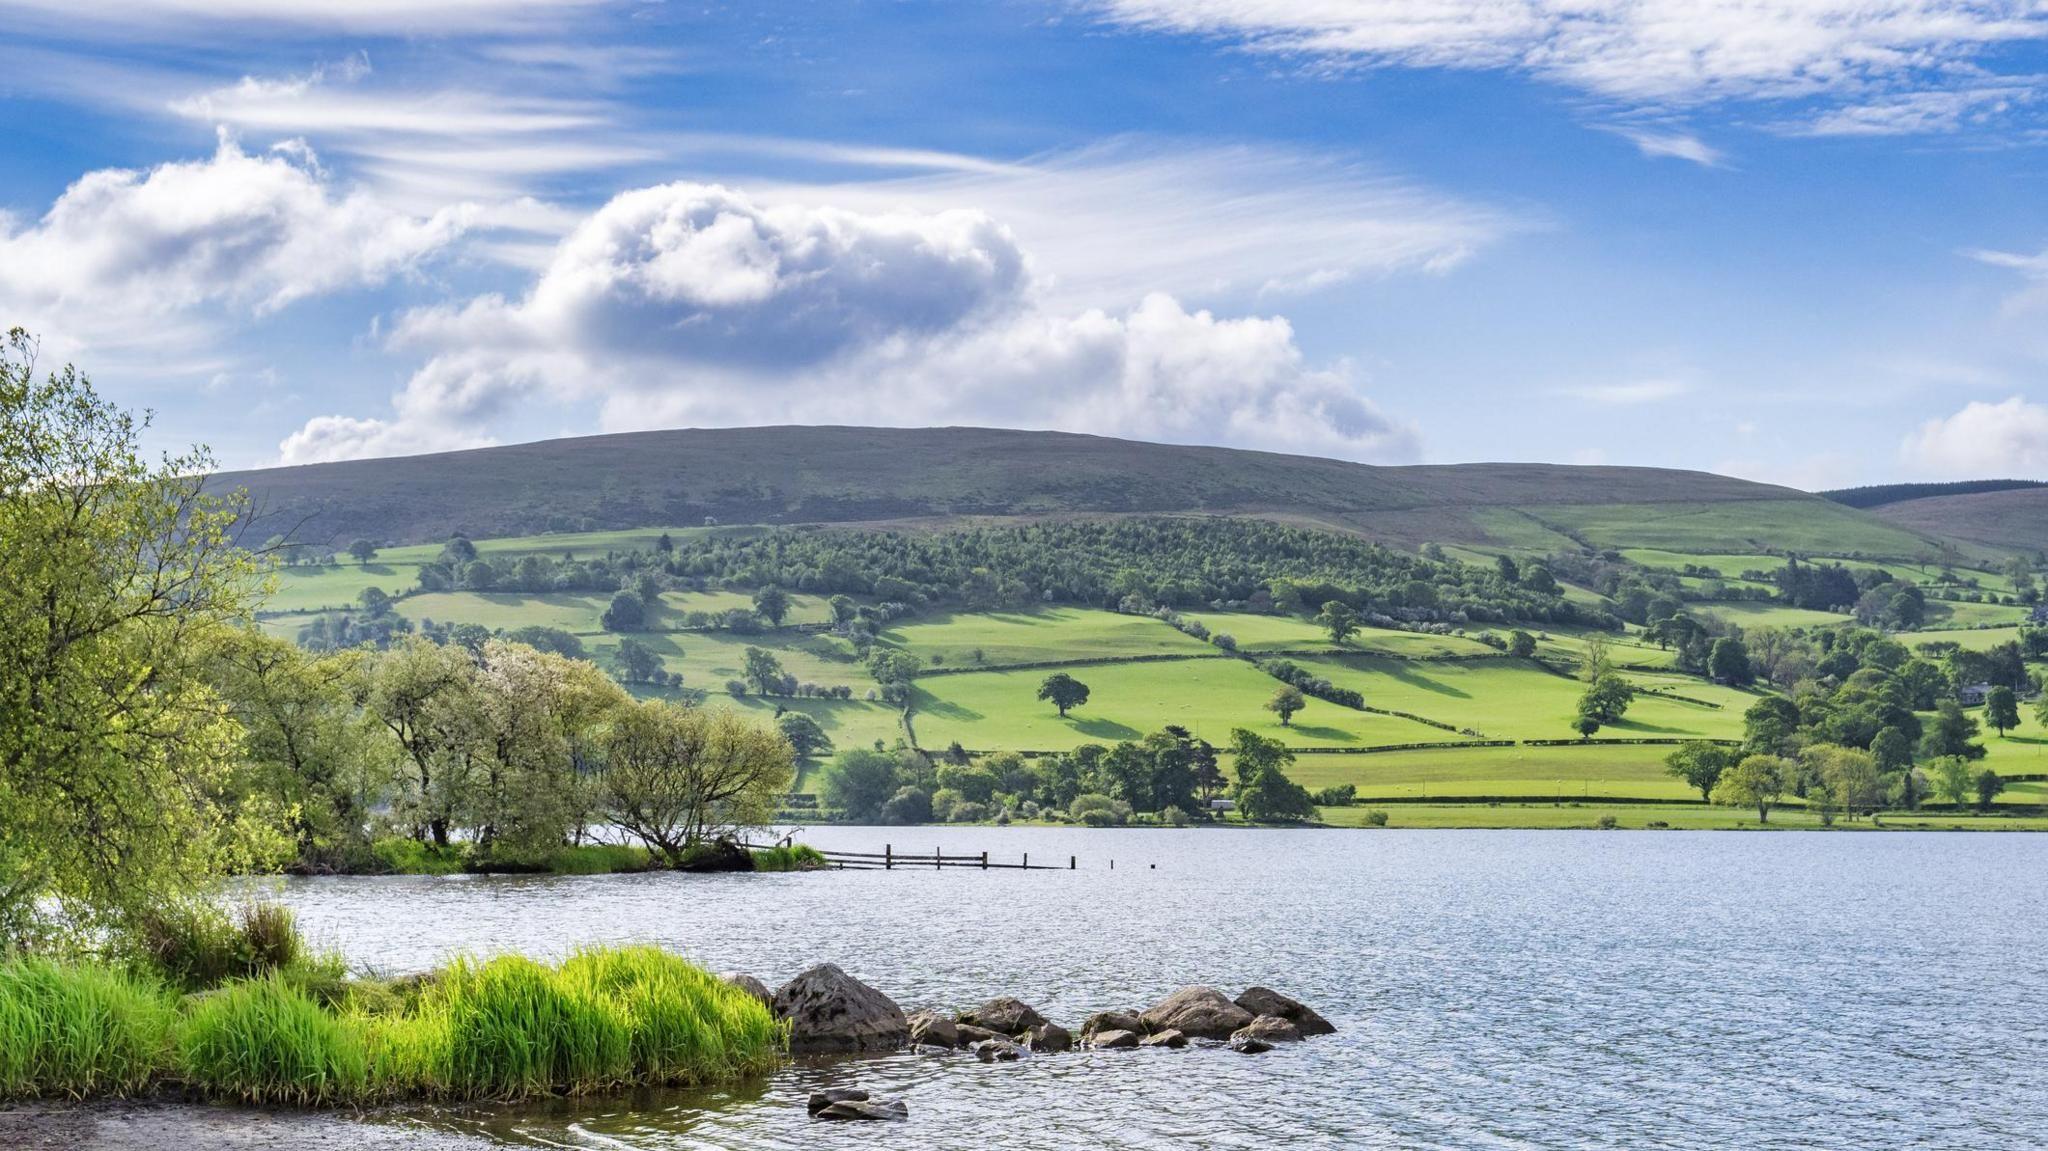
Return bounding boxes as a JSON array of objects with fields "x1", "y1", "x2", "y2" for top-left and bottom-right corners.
[
  {"x1": 1870, "y1": 487, "x2": 2048, "y2": 553},
  {"x1": 1822, "y1": 479, "x2": 2048, "y2": 509},
  {"x1": 216, "y1": 426, "x2": 1953, "y2": 559}
]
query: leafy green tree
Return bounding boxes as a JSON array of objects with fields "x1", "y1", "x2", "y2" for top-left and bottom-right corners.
[
  {"x1": 752, "y1": 584, "x2": 791, "y2": 626},
  {"x1": 1266, "y1": 684, "x2": 1306, "y2": 726},
  {"x1": 348, "y1": 539, "x2": 378, "y2": 563},
  {"x1": 819, "y1": 749, "x2": 902, "y2": 822},
  {"x1": 777, "y1": 712, "x2": 833, "y2": 760},
  {"x1": 1711, "y1": 754, "x2": 1789, "y2": 823},
  {"x1": 506, "y1": 626, "x2": 587, "y2": 660},
  {"x1": 601, "y1": 590, "x2": 646, "y2": 632},
  {"x1": 440, "y1": 535, "x2": 478, "y2": 565},
  {"x1": 1870, "y1": 726, "x2": 1914, "y2": 774},
  {"x1": 880, "y1": 786, "x2": 933, "y2": 825},
  {"x1": 614, "y1": 637, "x2": 664, "y2": 683},
  {"x1": 1507, "y1": 630, "x2": 1537, "y2": 658},
  {"x1": 1, "y1": 330, "x2": 279, "y2": 940},
  {"x1": 1921, "y1": 700, "x2": 1985, "y2": 761},
  {"x1": 598, "y1": 701, "x2": 792, "y2": 864},
  {"x1": 1038, "y1": 672, "x2": 1091, "y2": 717},
  {"x1": 936, "y1": 761, "x2": 1000, "y2": 805},
  {"x1": 1574, "y1": 673, "x2": 1635, "y2": 736},
  {"x1": 1316, "y1": 600, "x2": 1360, "y2": 645},
  {"x1": 364, "y1": 636, "x2": 483, "y2": 848},
  {"x1": 1708, "y1": 637, "x2": 1754, "y2": 686},
  {"x1": 1986, "y1": 686, "x2": 2020, "y2": 736},
  {"x1": 1975, "y1": 769, "x2": 2007, "y2": 812},
  {"x1": 1933, "y1": 756, "x2": 1974, "y2": 809},
  {"x1": 1664, "y1": 741, "x2": 1735, "y2": 802},
  {"x1": 742, "y1": 646, "x2": 787, "y2": 696},
  {"x1": 1229, "y1": 728, "x2": 1316, "y2": 822}
]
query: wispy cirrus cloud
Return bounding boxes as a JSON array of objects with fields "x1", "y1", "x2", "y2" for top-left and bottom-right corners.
[
  {"x1": 1604, "y1": 125, "x2": 1724, "y2": 167},
  {"x1": 1557, "y1": 379, "x2": 1692, "y2": 405}
]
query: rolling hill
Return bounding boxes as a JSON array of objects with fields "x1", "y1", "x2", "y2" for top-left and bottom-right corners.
[
  {"x1": 215, "y1": 425, "x2": 1962, "y2": 559},
  {"x1": 1867, "y1": 486, "x2": 2048, "y2": 554}
]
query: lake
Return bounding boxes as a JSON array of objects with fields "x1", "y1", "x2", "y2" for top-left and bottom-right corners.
[{"x1": 274, "y1": 828, "x2": 2048, "y2": 1149}]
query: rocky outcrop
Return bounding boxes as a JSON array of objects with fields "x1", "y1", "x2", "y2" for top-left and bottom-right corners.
[
  {"x1": 1233, "y1": 987, "x2": 1335, "y2": 1036},
  {"x1": 1138, "y1": 1028, "x2": 1186, "y2": 1049},
  {"x1": 959, "y1": 997, "x2": 1047, "y2": 1034},
  {"x1": 1089, "y1": 1028, "x2": 1142, "y2": 1049},
  {"x1": 972, "y1": 1038, "x2": 1028, "y2": 1062},
  {"x1": 1232, "y1": 1015, "x2": 1302, "y2": 1045},
  {"x1": 1019, "y1": 1022, "x2": 1072, "y2": 1052},
  {"x1": 1081, "y1": 1010, "x2": 1147, "y2": 1041},
  {"x1": 773, "y1": 964, "x2": 909, "y2": 1054},
  {"x1": 810, "y1": 1089, "x2": 910, "y2": 1121},
  {"x1": 721, "y1": 973, "x2": 773, "y2": 1011},
  {"x1": 907, "y1": 1009, "x2": 960, "y2": 1048},
  {"x1": 1140, "y1": 987, "x2": 1253, "y2": 1041}
]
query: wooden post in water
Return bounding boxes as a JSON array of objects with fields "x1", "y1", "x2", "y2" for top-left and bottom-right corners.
[
  {"x1": 885, "y1": 844, "x2": 893, "y2": 871},
  {"x1": 1023, "y1": 852, "x2": 1029, "y2": 869},
  {"x1": 981, "y1": 851, "x2": 988, "y2": 870},
  {"x1": 1069, "y1": 855, "x2": 1076, "y2": 870}
]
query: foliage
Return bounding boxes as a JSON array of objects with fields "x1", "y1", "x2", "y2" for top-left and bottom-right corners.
[
  {"x1": 1037, "y1": 671, "x2": 1091, "y2": 717},
  {"x1": 130, "y1": 901, "x2": 304, "y2": 992},
  {"x1": 1985, "y1": 686, "x2": 2020, "y2": 735},
  {"x1": 1664, "y1": 741, "x2": 1736, "y2": 803},
  {"x1": 0, "y1": 959, "x2": 176, "y2": 1098},
  {"x1": 1711, "y1": 754, "x2": 1790, "y2": 822},
  {"x1": 1229, "y1": 728, "x2": 1316, "y2": 823},
  {"x1": 775, "y1": 712, "x2": 833, "y2": 759},
  {"x1": 1975, "y1": 770, "x2": 2007, "y2": 812},
  {"x1": 595, "y1": 701, "x2": 793, "y2": 865},
  {"x1": 1266, "y1": 684, "x2": 1306, "y2": 725},
  {"x1": 177, "y1": 974, "x2": 369, "y2": 1104}
]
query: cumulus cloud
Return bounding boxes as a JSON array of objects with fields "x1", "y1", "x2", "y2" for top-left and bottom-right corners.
[
  {"x1": 280, "y1": 181, "x2": 1417, "y2": 465},
  {"x1": 1095, "y1": 1, "x2": 2048, "y2": 126},
  {"x1": 1902, "y1": 396, "x2": 2048, "y2": 477},
  {"x1": 0, "y1": 133, "x2": 471, "y2": 359}
]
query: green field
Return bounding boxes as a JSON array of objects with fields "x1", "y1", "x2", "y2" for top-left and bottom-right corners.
[
  {"x1": 881, "y1": 607, "x2": 1214, "y2": 667},
  {"x1": 1904, "y1": 626, "x2": 2026, "y2": 652},
  {"x1": 1924, "y1": 600, "x2": 2028, "y2": 627},
  {"x1": 262, "y1": 562, "x2": 424, "y2": 612},
  {"x1": 1316, "y1": 802, "x2": 2048, "y2": 830},
  {"x1": 590, "y1": 629, "x2": 869, "y2": 691},
  {"x1": 1694, "y1": 601, "x2": 1852, "y2": 629},
  {"x1": 1290, "y1": 744, "x2": 1693, "y2": 801}
]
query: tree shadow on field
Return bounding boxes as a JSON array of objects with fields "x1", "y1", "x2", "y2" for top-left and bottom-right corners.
[
  {"x1": 1611, "y1": 720, "x2": 1685, "y2": 735},
  {"x1": 1068, "y1": 715, "x2": 1140, "y2": 741},
  {"x1": 1285, "y1": 723, "x2": 1355, "y2": 744},
  {"x1": 1377, "y1": 662, "x2": 1471, "y2": 699},
  {"x1": 917, "y1": 697, "x2": 983, "y2": 722}
]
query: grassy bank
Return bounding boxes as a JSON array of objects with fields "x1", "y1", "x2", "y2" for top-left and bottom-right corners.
[
  {"x1": 1315, "y1": 802, "x2": 2048, "y2": 831},
  {"x1": 0, "y1": 946, "x2": 783, "y2": 1106},
  {"x1": 368, "y1": 839, "x2": 826, "y2": 876}
]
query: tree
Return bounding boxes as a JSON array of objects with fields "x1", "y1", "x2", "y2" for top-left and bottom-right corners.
[
  {"x1": 777, "y1": 712, "x2": 833, "y2": 760},
  {"x1": 1316, "y1": 600, "x2": 1360, "y2": 645},
  {"x1": 1578, "y1": 634, "x2": 1612, "y2": 682},
  {"x1": 1708, "y1": 637, "x2": 1754, "y2": 686},
  {"x1": 1933, "y1": 756, "x2": 1974, "y2": 809},
  {"x1": 348, "y1": 539, "x2": 379, "y2": 563},
  {"x1": 364, "y1": 636, "x2": 483, "y2": 849},
  {"x1": 614, "y1": 637, "x2": 663, "y2": 683},
  {"x1": 743, "y1": 646, "x2": 787, "y2": 696},
  {"x1": 506, "y1": 626, "x2": 586, "y2": 660},
  {"x1": 1266, "y1": 684, "x2": 1306, "y2": 726},
  {"x1": 601, "y1": 590, "x2": 646, "y2": 632},
  {"x1": 1921, "y1": 700, "x2": 1985, "y2": 761},
  {"x1": 1664, "y1": 741, "x2": 1735, "y2": 802},
  {"x1": 1038, "y1": 672, "x2": 1091, "y2": 717},
  {"x1": 1711, "y1": 754, "x2": 1789, "y2": 823},
  {"x1": 752, "y1": 584, "x2": 791, "y2": 627},
  {"x1": 440, "y1": 535, "x2": 477, "y2": 566},
  {"x1": 1574, "y1": 673, "x2": 1635, "y2": 737},
  {"x1": 466, "y1": 641, "x2": 628, "y2": 858},
  {"x1": 1986, "y1": 686, "x2": 2021, "y2": 736},
  {"x1": 1975, "y1": 769, "x2": 2007, "y2": 812},
  {"x1": 598, "y1": 701, "x2": 793, "y2": 864},
  {"x1": 1229, "y1": 728, "x2": 1316, "y2": 822},
  {"x1": 819, "y1": 749, "x2": 902, "y2": 822},
  {"x1": 1, "y1": 330, "x2": 280, "y2": 940},
  {"x1": 1507, "y1": 630, "x2": 1537, "y2": 658}
]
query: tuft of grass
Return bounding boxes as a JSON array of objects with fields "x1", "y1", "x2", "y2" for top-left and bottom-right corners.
[
  {"x1": 177, "y1": 975, "x2": 370, "y2": 1105},
  {"x1": 749, "y1": 844, "x2": 826, "y2": 872},
  {"x1": 127, "y1": 900, "x2": 306, "y2": 992},
  {"x1": 0, "y1": 960, "x2": 175, "y2": 1099}
]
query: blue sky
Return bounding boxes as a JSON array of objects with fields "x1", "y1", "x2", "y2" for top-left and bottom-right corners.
[{"x1": 4, "y1": 1, "x2": 2048, "y2": 487}]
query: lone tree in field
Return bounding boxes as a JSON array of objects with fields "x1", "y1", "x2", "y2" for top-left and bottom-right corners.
[
  {"x1": 601, "y1": 590, "x2": 646, "y2": 632},
  {"x1": 1664, "y1": 741, "x2": 1735, "y2": 802},
  {"x1": 752, "y1": 584, "x2": 791, "y2": 627},
  {"x1": 1266, "y1": 684, "x2": 1306, "y2": 726},
  {"x1": 1317, "y1": 600, "x2": 1360, "y2": 645},
  {"x1": 1986, "y1": 686, "x2": 2020, "y2": 736},
  {"x1": 1976, "y1": 769, "x2": 2007, "y2": 812},
  {"x1": 348, "y1": 538, "x2": 378, "y2": 563},
  {"x1": 1573, "y1": 673, "x2": 1635, "y2": 738},
  {"x1": 742, "y1": 646, "x2": 786, "y2": 696},
  {"x1": 1711, "y1": 754, "x2": 1789, "y2": 823},
  {"x1": 1038, "y1": 672, "x2": 1091, "y2": 717},
  {"x1": 1507, "y1": 630, "x2": 1537, "y2": 658}
]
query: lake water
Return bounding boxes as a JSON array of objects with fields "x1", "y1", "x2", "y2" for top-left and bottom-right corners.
[{"x1": 276, "y1": 828, "x2": 2048, "y2": 1149}]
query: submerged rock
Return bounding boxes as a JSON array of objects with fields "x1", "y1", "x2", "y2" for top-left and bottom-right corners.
[
  {"x1": 1232, "y1": 1015, "x2": 1302, "y2": 1045},
  {"x1": 1140, "y1": 987, "x2": 1253, "y2": 1041},
  {"x1": 1019, "y1": 1022, "x2": 1073, "y2": 1052},
  {"x1": 907, "y1": 1009, "x2": 961, "y2": 1049},
  {"x1": 1138, "y1": 1028, "x2": 1187, "y2": 1049},
  {"x1": 1229, "y1": 1035, "x2": 1275, "y2": 1055},
  {"x1": 721, "y1": 973, "x2": 773, "y2": 1010},
  {"x1": 773, "y1": 964, "x2": 909, "y2": 1054},
  {"x1": 1089, "y1": 1029, "x2": 1141, "y2": 1050},
  {"x1": 1233, "y1": 987, "x2": 1335, "y2": 1036},
  {"x1": 807, "y1": 1088, "x2": 870, "y2": 1116},
  {"x1": 814, "y1": 1097, "x2": 910, "y2": 1121},
  {"x1": 958, "y1": 997, "x2": 1048, "y2": 1034},
  {"x1": 972, "y1": 1038, "x2": 1028, "y2": 1063}
]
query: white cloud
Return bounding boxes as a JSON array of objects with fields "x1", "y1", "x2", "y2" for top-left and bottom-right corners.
[
  {"x1": 0, "y1": 133, "x2": 471, "y2": 362},
  {"x1": 1606, "y1": 126, "x2": 1724, "y2": 166},
  {"x1": 1095, "y1": 1, "x2": 2048, "y2": 124},
  {"x1": 1902, "y1": 396, "x2": 2048, "y2": 477},
  {"x1": 1558, "y1": 379, "x2": 1691, "y2": 405},
  {"x1": 280, "y1": 181, "x2": 1419, "y2": 465}
]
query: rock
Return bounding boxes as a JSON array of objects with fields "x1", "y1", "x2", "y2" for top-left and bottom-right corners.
[
  {"x1": 1233, "y1": 987, "x2": 1335, "y2": 1036},
  {"x1": 1018, "y1": 1022, "x2": 1072, "y2": 1053},
  {"x1": 1232, "y1": 1015, "x2": 1302, "y2": 1045},
  {"x1": 1081, "y1": 1010, "x2": 1147, "y2": 1040},
  {"x1": 772, "y1": 964, "x2": 910, "y2": 1054},
  {"x1": 955, "y1": 1023, "x2": 1005, "y2": 1046},
  {"x1": 1140, "y1": 986, "x2": 1253, "y2": 1041},
  {"x1": 815, "y1": 1098, "x2": 909, "y2": 1121},
  {"x1": 1229, "y1": 1035, "x2": 1275, "y2": 1055},
  {"x1": 958, "y1": 997, "x2": 1047, "y2": 1034},
  {"x1": 1089, "y1": 1028, "x2": 1141, "y2": 1049},
  {"x1": 907, "y1": 1009, "x2": 961, "y2": 1048},
  {"x1": 678, "y1": 838, "x2": 754, "y2": 872},
  {"x1": 807, "y1": 1088, "x2": 869, "y2": 1115},
  {"x1": 1138, "y1": 1028, "x2": 1186, "y2": 1049},
  {"x1": 972, "y1": 1038, "x2": 1028, "y2": 1062},
  {"x1": 722, "y1": 973, "x2": 773, "y2": 1010}
]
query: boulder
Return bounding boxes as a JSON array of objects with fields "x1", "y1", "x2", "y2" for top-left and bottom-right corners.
[
  {"x1": 1230, "y1": 1036, "x2": 1274, "y2": 1055},
  {"x1": 721, "y1": 973, "x2": 773, "y2": 1011},
  {"x1": 1138, "y1": 1029, "x2": 1186, "y2": 1049},
  {"x1": 907, "y1": 1009, "x2": 960, "y2": 1049},
  {"x1": 958, "y1": 997, "x2": 1047, "y2": 1034},
  {"x1": 1018, "y1": 1023, "x2": 1072, "y2": 1053},
  {"x1": 972, "y1": 1039, "x2": 1028, "y2": 1063},
  {"x1": 772, "y1": 964, "x2": 909, "y2": 1054},
  {"x1": 1089, "y1": 1029, "x2": 1141, "y2": 1050},
  {"x1": 1232, "y1": 1015, "x2": 1302, "y2": 1045},
  {"x1": 1233, "y1": 987, "x2": 1335, "y2": 1036},
  {"x1": 955, "y1": 1023, "x2": 1005, "y2": 1046},
  {"x1": 1140, "y1": 987, "x2": 1252, "y2": 1041},
  {"x1": 815, "y1": 1098, "x2": 909, "y2": 1121},
  {"x1": 807, "y1": 1088, "x2": 870, "y2": 1116},
  {"x1": 1081, "y1": 1010, "x2": 1147, "y2": 1040}
]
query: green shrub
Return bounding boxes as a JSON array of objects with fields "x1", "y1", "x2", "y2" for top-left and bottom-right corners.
[
  {"x1": 1362, "y1": 809, "x2": 1389, "y2": 828},
  {"x1": 129, "y1": 901, "x2": 304, "y2": 991},
  {"x1": 176, "y1": 975, "x2": 369, "y2": 1105},
  {"x1": 750, "y1": 845, "x2": 826, "y2": 872},
  {"x1": 371, "y1": 837, "x2": 465, "y2": 875},
  {"x1": 0, "y1": 959, "x2": 174, "y2": 1098}
]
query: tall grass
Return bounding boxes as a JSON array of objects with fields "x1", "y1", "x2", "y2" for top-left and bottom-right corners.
[
  {"x1": 749, "y1": 844, "x2": 827, "y2": 872},
  {"x1": 130, "y1": 900, "x2": 303, "y2": 990},
  {"x1": 176, "y1": 975, "x2": 369, "y2": 1104},
  {"x1": 0, "y1": 960, "x2": 175, "y2": 1098}
]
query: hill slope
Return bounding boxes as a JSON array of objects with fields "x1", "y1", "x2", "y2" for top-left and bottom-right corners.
[
  {"x1": 215, "y1": 425, "x2": 1952, "y2": 558},
  {"x1": 1869, "y1": 487, "x2": 2048, "y2": 553}
]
